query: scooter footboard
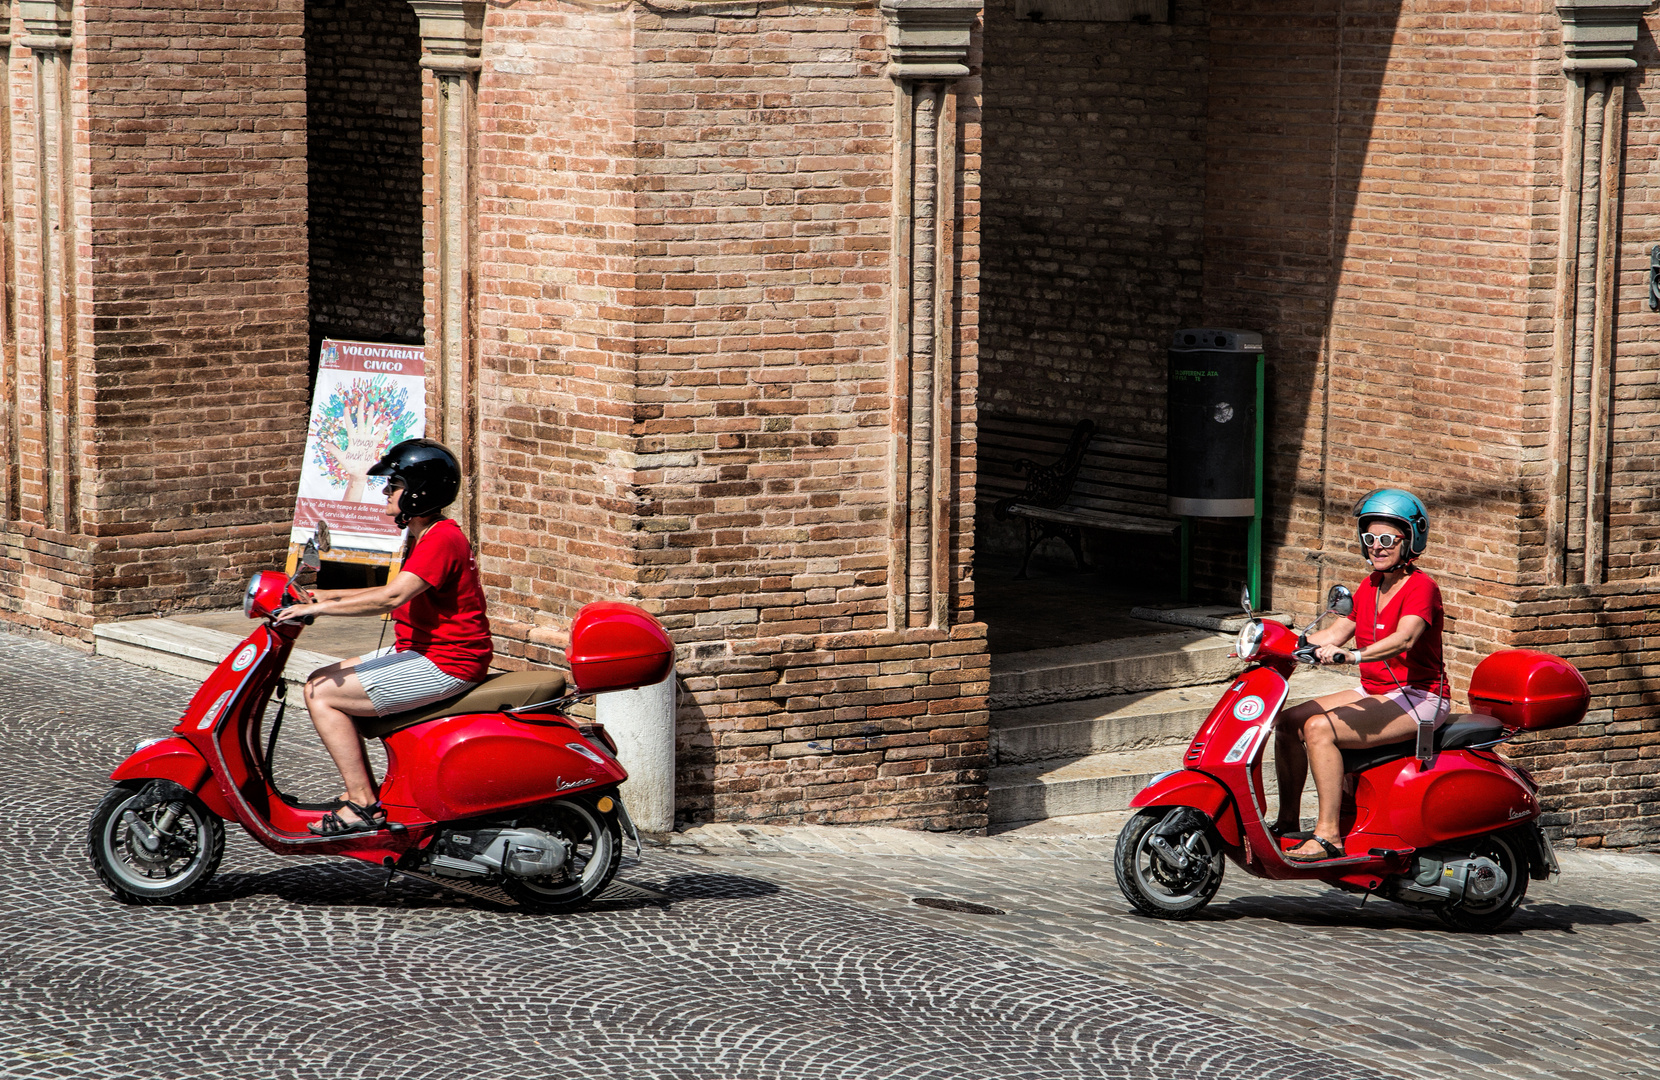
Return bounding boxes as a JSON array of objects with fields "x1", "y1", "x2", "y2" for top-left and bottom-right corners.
[{"x1": 1129, "y1": 770, "x2": 1241, "y2": 847}]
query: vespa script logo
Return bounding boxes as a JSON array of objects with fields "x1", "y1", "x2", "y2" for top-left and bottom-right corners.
[
  {"x1": 1508, "y1": 807, "x2": 1532, "y2": 820},
  {"x1": 556, "y1": 776, "x2": 596, "y2": 792},
  {"x1": 230, "y1": 644, "x2": 259, "y2": 672},
  {"x1": 1232, "y1": 695, "x2": 1266, "y2": 722}
]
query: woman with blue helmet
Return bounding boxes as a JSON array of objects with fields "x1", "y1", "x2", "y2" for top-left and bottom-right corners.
[{"x1": 1272, "y1": 488, "x2": 1450, "y2": 862}]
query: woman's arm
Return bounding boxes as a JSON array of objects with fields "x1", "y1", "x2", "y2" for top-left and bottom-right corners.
[
  {"x1": 1306, "y1": 616, "x2": 1356, "y2": 649},
  {"x1": 1345, "y1": 614, "x2": 1426, "y2": 663},
  {"x1": 276, "y1": 571, "x2": 430, "y2": 623}
]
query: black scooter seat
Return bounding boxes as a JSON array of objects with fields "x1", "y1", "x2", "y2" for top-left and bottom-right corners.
[
  {"x1": 355, "y1": 669, "x2": 568, "y2": 740},
  {"x1": 1338, "y1": 714, "x2": 1507, "y2": 774}
]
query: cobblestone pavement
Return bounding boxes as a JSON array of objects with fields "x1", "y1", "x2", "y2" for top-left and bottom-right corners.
[{"x1": 2, "y1": 629, "x2": 1656, "y2": 1079}]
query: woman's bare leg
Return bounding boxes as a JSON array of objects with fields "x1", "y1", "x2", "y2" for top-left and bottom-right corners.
[
  {"x1": 1285, "y1": 694, "x2": 1421, "y2": 859},
  {"x1": 302, "y1": 659, "x2": 380, "y2": 823},
  {"x1": 1273, "y1": 688, "x2": 1363, "y2": 830}
]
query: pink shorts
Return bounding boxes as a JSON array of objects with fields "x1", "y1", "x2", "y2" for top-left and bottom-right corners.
[{"x1": 1367, "y1": 684, "x2": 1452, "y2": 729}]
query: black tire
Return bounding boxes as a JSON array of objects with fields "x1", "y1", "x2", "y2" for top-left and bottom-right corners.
[
  {"x1": 499, "y1": 796, "x2": 622, "y2": 913},
  {"x1": 1114, "y1": 807, "x2": 1225, "y2": 919},
  {"x1": 88, "y1": 782, "x2": 225, "y2": 905},
  {"x1": 1434, "y1": 829, "x2": 1529, "y2": 933}
]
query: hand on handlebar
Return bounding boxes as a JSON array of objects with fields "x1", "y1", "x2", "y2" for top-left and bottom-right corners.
[
  {"x1": 272, "y1": 593, "x2": 320, "y2": 625},
  {"x1": 1313, "y1": 643, "x2": 1354, "y2": 665}
]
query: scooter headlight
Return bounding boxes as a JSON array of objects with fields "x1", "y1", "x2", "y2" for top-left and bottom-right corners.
[
  {"x1": 1235, "y1": 619, "x2": 1265, "y2": 660},
  {"x1": 243, "y1": 573, "x2": 262, "y2": 618}
]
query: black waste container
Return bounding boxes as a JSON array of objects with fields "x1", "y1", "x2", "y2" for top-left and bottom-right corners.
[{"x1": 1167, "y1": 328, "x2": 1262, "y2": 517}]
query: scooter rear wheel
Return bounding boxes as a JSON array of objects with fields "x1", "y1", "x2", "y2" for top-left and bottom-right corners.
[
  {"x1": 1433, "y1": 829, "x2": 1529, "y2": 933},
  {"x1": 499, "y1": 795, "x2": 622, "y2": 913},
  {"x1": 1114, "y1": 807, "x2": 1225, "y2": 919},
  {"x1": 88, "y1": 781, "x2": 224, "y2": 905}
]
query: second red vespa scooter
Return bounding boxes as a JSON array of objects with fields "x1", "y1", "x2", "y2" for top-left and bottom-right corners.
[
  {"x1": 1114, "y1": 585, "x2": 1589, "y2": 931},
  {"x1": 88, "y1": 537, "x2": 675, "y2": 912}
]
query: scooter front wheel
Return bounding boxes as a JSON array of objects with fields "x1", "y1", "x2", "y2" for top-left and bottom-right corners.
[
  {"x1": 499, "y1": 794, "x2": 622, "y2": 913},
  {"x1": 88, "y1": 781, "x2": 225, "y2": 905},
  {"x1": 1114, "y1": 807, "x2": 1225, "y2": 919}
]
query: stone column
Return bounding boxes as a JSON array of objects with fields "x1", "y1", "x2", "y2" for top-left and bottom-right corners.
[
  {"x1": 19, "y1": 0, "x2": 74, "y2": 533},
  {"x1": 409, "y1": 1, "x2": 482, "y2": 534},
  {"x1": 883, "y1": 0, "x2": 979, "y2": 630},
  {"x1": 1546, "y1": 0, "x2": 1644, "y2": 586}
]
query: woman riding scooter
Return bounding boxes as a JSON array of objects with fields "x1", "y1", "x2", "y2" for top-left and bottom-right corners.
[
  {"x1": 1272, "y1": 488, "x2": 1450, "y2": 862},
  {"x1": 274, "y1": 439, "x2": 492, "y2": 837}
]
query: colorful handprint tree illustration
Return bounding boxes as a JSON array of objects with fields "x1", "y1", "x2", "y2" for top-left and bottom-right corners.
[{"x1": 309, "y1": 376, "x2": 417, "y2": 503}]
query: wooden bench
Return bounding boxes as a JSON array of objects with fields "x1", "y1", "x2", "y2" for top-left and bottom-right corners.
[{"x1": 978, "y1": 414, "x2": 1178, "y2": 578}]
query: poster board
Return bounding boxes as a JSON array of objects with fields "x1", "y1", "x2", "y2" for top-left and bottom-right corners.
[{"x1": 288, "y1": 339, "x2": 427, "y2": 574}]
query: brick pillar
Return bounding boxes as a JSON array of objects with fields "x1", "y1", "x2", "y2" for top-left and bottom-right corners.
[
  {"x1": 17, "y1": 0, "x2": 74, "y2": 535},
  {"x1": 1547, "y1": 0, "x2": 1646, "y2": 586},
  {"x1": 0, "y1": 5, "x2": 16, "y2": 522},
  {"x1": 883, "y1": 0, "x2": 980, "y2": 630},
  {"x1": 409, "y1": 0, "x2": 482, "y2": 534}
]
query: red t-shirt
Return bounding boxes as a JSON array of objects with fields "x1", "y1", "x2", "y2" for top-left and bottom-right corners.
[
  {"x1": 1353, "y1": 567, "x2": 1447, "y2": 696},
  {"x1": 393, "y1": 518, "x2": 493, "y2": 682}
]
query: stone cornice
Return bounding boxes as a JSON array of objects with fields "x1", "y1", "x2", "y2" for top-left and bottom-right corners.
[
  {"x1": 1557, "y1": 0, "x2": 1648, "y2": 72},
  {"x1": 881, "y1": 0, "x2": 981, "y2": 82},
  {"x1": 408, "y1": 0, "x2": 484, "y2": 60},
  {"x1": 18, "y1": 0, "x2": 70, "y2": 43}
]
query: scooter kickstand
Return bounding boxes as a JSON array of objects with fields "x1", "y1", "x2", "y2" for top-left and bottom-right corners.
[{"x1": 382, "y1": 856, "x2": 397, "y2": 887}]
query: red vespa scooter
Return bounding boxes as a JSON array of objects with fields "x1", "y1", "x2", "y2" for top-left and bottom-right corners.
[
  {"x1": 1114, "y1": 585, "x2": 1589, "y2": 931},
  {"x1": 88, "y1": 538, "x2": 674, "y2": 913}
]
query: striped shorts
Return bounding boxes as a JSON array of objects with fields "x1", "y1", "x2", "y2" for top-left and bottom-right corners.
[{"x1": 354, "y1": 647, "x2": 476, "y2": 716}]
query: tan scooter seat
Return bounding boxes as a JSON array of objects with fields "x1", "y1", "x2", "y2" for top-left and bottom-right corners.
[{"x1": 355, "y1": 669, "x2": 568, "y2": 740}]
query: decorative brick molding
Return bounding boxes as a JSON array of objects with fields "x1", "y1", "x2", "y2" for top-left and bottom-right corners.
[
  {"x1": 1546, "y1": 0, "x2": 1646, "y2": 585},
  {"x1": 883, "y1": 0, "x2": 980, "y2": 629},
  {"x1": 1556, "y1": 0, "x2": 1647, "y2": 72},
  {"x1": 409, "y1": 0, "x2": 483, "y2": 531},
  {"x1": 882, "y1": 0, "x2": 980, "y2": 81}
]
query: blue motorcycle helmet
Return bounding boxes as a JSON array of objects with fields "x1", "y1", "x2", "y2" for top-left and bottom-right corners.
[{"x1": 1353, "y1": 488, "x2": 1429, "y2": 559}]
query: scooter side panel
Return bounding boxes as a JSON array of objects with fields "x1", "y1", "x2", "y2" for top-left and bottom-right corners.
[
  {"x1": 109, "y1": 738, "x2": 235, "y2": 819},
  {"x1": 1128, "y1": 771, "x2": 1240, "y2": 846},
  {"x1": 1353, "y1": 751, "x2": 1537, "y2": 847},
  {"x1": 382, "y1": 713, "x2": 627, "y2": 822}
]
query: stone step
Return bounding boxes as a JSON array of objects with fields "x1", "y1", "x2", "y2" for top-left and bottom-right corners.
[
  {"x1": 991, "y1": 682, "x2": 1219, "y2": 765},
  {"x1": 986, "y1": 668, "x2": 1357, "y2": 823},
  {"x1": 989, "y1": 746, "x2": 1184, "y2": 823},
  {"x1": 989, "y1": 629, "x2": 1241, "y2": 709},
  {"x1": 991, "y1": 667, "x2": 1358, "y2": 765},
  {"x1": 93, "y1": 618, "x2": 343, "y2": 693}
]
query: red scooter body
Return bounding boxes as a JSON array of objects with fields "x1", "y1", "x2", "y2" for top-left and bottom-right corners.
[
  {"x1": 92, "y1": 555, "x2": 674, "y2": 911},
  {"x1": 1119, "y1": 601, "x2": 1587, "y2": 930}
]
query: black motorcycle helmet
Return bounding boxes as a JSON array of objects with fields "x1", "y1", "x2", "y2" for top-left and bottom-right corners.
[{"x1": 368, "y1": 438, "x2": 461, "y2": 527}]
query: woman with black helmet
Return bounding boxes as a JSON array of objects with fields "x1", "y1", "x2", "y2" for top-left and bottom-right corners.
[
  {"x1": 1271, "y1": 488, "x2": 1450, "y2": 862},
  {"x1": 273, "y1": 438, "x2": 493, "y2": 836}
]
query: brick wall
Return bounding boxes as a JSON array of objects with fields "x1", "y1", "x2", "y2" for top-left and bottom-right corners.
[
  {"x1": 462, "y1": 3, "x2": 988, "y2": 829},
  {"x1": 0, "y1": 2, "x2": 310, "y2": 639},
  {"x1": 307, "y1": 0, "x2": 424, "y2": 350}
]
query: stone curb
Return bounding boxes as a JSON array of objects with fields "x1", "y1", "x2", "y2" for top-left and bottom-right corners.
[{"x1": 652, "y1": 821, "x2": 1660, "y2": 873}]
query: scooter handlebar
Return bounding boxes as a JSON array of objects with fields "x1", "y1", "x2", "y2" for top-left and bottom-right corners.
[{"x1": 1293, "y1": 645, "x2": 1354, "y2": 665}]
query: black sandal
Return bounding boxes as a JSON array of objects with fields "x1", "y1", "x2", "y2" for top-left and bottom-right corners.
[
  {"x1": 308, "y1": 799, "x2": 387, "y2": 837},
  {"x1": 1283, "y1": 835, "x2": 1345, "y2": 862},
  {"x1": 1267, "y1": 821, "x2": 1314, "y2": 841}
]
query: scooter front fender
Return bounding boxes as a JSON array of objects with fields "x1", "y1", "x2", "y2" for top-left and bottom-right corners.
[
  {"x1": 110, "y1": 737, "x2": 234, "y2": 819},
  {"x1": 1128, "y1": 769, "x2": 1240, "y2": 847}
]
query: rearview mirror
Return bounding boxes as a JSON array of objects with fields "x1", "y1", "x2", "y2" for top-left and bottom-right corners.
[
  {"x1": 299, "y1": 539, "x2": 322, "y2": 574},
  {"x1": 1325, "y1": 584, "x2": 1353, "y2": 618},
  {"x1": 1240, "y1": 584, "x2": 1252, "y2": 615}
]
